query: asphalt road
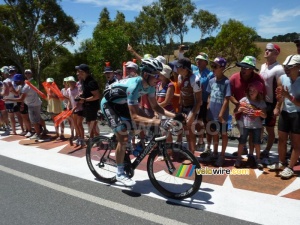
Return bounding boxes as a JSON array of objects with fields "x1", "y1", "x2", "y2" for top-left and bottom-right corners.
[{"x1": 0, "y1": 155, "x2": 256, "y2": 225}]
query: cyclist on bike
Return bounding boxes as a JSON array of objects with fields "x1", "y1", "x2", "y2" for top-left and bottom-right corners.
[{"x1": 101, "y1": 58, "x2": 180, "y2": 186}]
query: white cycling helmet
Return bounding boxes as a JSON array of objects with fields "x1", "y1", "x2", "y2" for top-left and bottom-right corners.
[{"x1": 140, "y1": 58, "x2": 163, "y2": 74}]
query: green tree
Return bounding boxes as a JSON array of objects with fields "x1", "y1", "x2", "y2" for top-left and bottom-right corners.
[
  {"x1": 212, "y1": 19, "x2": 261, "y2": 68},
  {"x1": 90, "y1": 9, "x2": 136, "y2": 91},
  {"x1": 135, "y1": 2, "x2": 169, "y2": 55},
  {"x1": 192, "y1": 9, "x2": 220, "y2": 41},
  {"x1": 160, "y1": 0, "x2": 196, "y2": 44},
  {"x1": 0, "y1": 0, "x2": 79, "y2": 86}
]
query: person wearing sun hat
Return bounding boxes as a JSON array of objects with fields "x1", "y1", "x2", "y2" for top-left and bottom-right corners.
[
  {"x1": 259, "y1": 43, "x2": 285, "y2": 160},
  {"x1": 229, "y1": 56, "x2": 266, "y2": 157},
  {"x1": 206, "y1": 57, "x2": 231, "y2": 167},
  {"x1": 125, "y1": 61, "x2": 138, "y2": 78},
  {"x1": 267, "y1": 55, "x2": 300, "y2": 179},
  {"x1": 193, "y1": 52, "x2": 215, "y2": 154}
]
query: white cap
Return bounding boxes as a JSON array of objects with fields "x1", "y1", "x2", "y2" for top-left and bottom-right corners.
[
  {"x1": 126, "y1": 62, "x2": 138, "y2": 70},
  {"x1": 283, "y1": 55, "x2": 300, "y2": 66},
  {"x1": 24, "y1": 69, "x2": 32, "y2": 74},
  {"x1": 46, "y1": 78, "x2": 54, "y2": 83},
  {"x1": 155, "y1": 55, "x2": 166, "y2": 64},
  {"x1": 160, "y1": 64, "x2": 172, "y2": 79},
  {"x1": 67, "y1": 76, "x2": 76, "y2": 82}
]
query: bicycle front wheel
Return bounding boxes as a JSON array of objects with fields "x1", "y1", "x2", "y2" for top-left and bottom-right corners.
[
  {"x1": 86, "y1": 135, "x2": 117, "y2": 183},
  {"x1": 147, "y1": 143, "x2": 202, "y2": 199}
]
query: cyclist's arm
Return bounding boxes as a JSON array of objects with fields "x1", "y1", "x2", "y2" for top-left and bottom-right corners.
[
  {"x1": 148, "y1": 95, "x2": 175, "y2": 118},
  {"x1": 128, "y1": 104, "x2": 161, "y2": 126}
]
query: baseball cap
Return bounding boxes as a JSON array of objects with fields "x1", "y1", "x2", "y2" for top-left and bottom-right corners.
[
  {"x1": 283, "y1": 55, "x2": 300, "y2": 66},
  {"x1": 176, "y1": 58, "x2": 192, "y2": 71},
  {"x1": 168, "y1": 61, "x2": 177, "y2": 73},
  {"x1": 66, "y1": 76, "x2": 76, "y2": 82},
  {"x1": 24, "y1": 69, "x2": 32, "y2": 74},
  {"x1": 155, "y1": 55, "x2": 166, "y2": 64},
  {"x1": 160, "y1": 64, "x2": 172, "y2": 79},
  {"x1": 210, "y1": 57, "x2": 227, "y2": 67},
  {"x1": 236, "y1": 56, "x2": 259, "y2": 71},
  {"x1": 46, "y1": 78, "x2": 54, "y2": 83},
  {"x1": 8, "y1": 65, "x2": 17, "y2": 72},
  {"x1": 63, "y1": 77, "x2": 69, "y2": 82},
  {"x1": 13, "y1": 74, "x2": 25, "y2": 82},
  {"x1": 114, "y1": 69, "x2": 122, "y2": 74},
  {"x1": 266, "y1": 43, "x2": 280, "y2": 53},
  {"x1": 195, "y1": 52, "x2": 209, "y2": 62},
  {"x1": 1, "y1": 66, "x2": 9, "y2": 74},
  {"x1": 75, "y1": 64, "x2": 90, "y2": 73},
  {"x1": 126, "y1": 62, "x2": 138, "y2": 70},
  {"x1": 248, "y1": 81, "x2": 264, "y2": 94}
]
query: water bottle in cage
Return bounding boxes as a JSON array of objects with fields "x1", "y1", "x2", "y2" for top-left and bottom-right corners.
[
  {"x1": 126, "y1": 130, "x2": 134, "y2": 152},
  {"x1": 133, "y1": 141, "x2": 143, "y2": 157}
]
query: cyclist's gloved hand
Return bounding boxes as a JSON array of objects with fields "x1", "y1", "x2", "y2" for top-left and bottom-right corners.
[
  {"x1": 173, "y1": 113, "x2": 186, "y2": 123},
  {"x1": 161, "y1": 119, "x2": 173, "y2": 131}
]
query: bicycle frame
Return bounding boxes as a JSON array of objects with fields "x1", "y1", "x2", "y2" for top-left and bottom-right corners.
[{"x1": 98, "y1": 128, "x2": 176, "y2": 174}]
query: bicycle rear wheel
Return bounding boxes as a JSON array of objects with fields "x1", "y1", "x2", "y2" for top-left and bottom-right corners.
[
  {"x1": 86, "y1": 135, "x2": 117, "y2": 183},
  {"x1": 147, "y1": 143, "x2": 202, "y2": 199}
]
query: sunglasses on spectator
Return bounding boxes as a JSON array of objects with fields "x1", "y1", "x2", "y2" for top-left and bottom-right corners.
[
  {"x1": 147, "y1": 73, "x2": 159, "y2": 79},
  {"x1": 284, "y1": 64, "x2": 299, "y2": 70},
  {"x1": 241, "y1": 67, "x2": 252, "y2": 70},
  {"x1": 210, "y1": 64, "x2": 221, "y2": 69},
  {"x1": 265, "y1": 49, "x2": 274, "y2": 52}
]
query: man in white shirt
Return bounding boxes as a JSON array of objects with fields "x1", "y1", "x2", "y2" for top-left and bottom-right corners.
[{"x1": 260, "y1": 43, "x2": 285, "y2": 159}]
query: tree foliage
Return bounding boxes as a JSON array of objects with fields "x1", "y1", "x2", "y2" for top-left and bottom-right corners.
[
  {"x1": 0, "y1": 0, "x2": 79, "y2": 85},
  {"x1": 192, "y1": 9, "x2": 220, "y2": 41},
  {"x1": 135, "y1": 2, "x2": 169, "y2": 55},
  {"x1": 160, "y1": 0, "x2": 196, "y2": 44},
  {"x1": 89, "y1": 9, "x2": 137, "y2": 91},
  {"x1": 211, "y1": 19, "x2": 261, "y2": 67}
]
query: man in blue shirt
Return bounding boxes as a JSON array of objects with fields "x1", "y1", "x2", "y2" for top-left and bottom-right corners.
[{"x1": 193, "y1": 53, "x2": 214, "y2": 154}]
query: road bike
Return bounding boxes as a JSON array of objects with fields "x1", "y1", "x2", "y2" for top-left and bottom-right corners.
[{"x1": 86, "y1": 119, "x2": 202, "y2": 199}]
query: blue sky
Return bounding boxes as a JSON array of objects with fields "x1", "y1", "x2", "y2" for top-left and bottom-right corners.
[{"x1": 1, "y1": 0, "x2": 300, "y2": 52}]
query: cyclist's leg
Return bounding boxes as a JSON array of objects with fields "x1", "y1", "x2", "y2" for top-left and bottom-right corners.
[{"x1": 101, "y1": 100, "x2": 135, "y2": 186}]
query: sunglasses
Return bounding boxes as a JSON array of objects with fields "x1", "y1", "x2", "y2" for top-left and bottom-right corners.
[
  {"x1": 176, "y1": 64, "x2": 184, "y2": 69},
  {"x1": 265, "y1": 49, "x2": 274, "y2": 52},
  {"x1": 284, "y1": 64, "x2": 299, "y2": 70},
  {"x1": 147, "y1": 73, "x2": 159, "y2": 79},
  {"x1": 211, "y1": 64, "x2": 221, "y2": 69}
]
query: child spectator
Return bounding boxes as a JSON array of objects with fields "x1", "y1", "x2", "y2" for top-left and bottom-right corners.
[
  {"x1": 66, "y1": 76, "x2": 85, "y2": 147},
  {"x1": 206, "y1": 57, "x2": 231, "y2": 167},
  {"x1": 234, "y1": 81, "x2": 267, "y2": 170},
  {"x1": 46, "y1": 78, "x2": 64, "y2": 140}
]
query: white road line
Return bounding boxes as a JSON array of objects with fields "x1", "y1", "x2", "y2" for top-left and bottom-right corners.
[{"x1": 0, "y1": 165, "x2": 188, "y2": 225}]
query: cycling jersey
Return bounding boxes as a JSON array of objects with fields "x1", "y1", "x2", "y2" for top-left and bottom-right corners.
[
  {"x1": 178, "y1": 74, "x2": 201, "y2": 107},
  {"x1": 103, "y1": 77, "x2": 155, "y2": 105}
]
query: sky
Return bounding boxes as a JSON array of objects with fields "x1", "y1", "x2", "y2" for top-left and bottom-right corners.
[{"x1": 2, "y1": 0, "x2": 300, "y2": 52}]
